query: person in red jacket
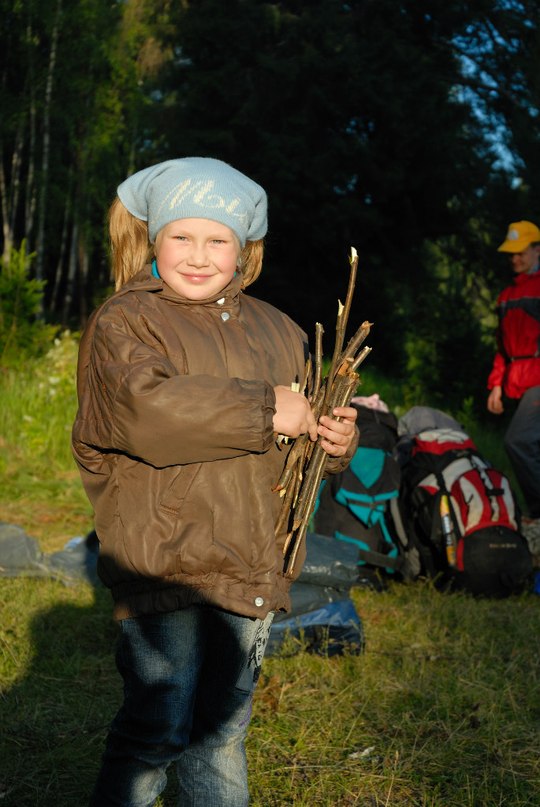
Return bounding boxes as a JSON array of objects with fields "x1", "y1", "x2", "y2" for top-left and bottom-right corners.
[{"x1": 487, "y1": 220, "x2": 540, "y2": 527}]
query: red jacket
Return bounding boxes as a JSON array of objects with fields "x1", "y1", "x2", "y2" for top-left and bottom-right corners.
[{"x1": 487, "y1": 270, "x2": 540, "y2": 398}]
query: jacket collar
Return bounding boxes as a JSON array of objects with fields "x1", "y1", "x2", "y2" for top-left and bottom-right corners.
[
  {"x1": 116, "y1": 265, "x2": 244, "y2": 310},
  {"x1": 513, "y1": 268, "x2": 540, "y2": 286}
]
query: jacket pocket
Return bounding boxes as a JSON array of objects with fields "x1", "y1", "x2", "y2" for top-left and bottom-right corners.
[{"x1": 159, "y1": 464, "x2": 202, "y2": 514}]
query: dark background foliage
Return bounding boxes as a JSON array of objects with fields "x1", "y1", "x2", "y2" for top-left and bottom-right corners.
[{"x1": 1, "y1": 0, "x2": 539, "y2": 410}]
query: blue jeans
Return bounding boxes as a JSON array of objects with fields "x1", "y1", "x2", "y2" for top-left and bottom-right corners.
[{"x1": 90, "y1": 605, "x2": 273, "y2": 807}]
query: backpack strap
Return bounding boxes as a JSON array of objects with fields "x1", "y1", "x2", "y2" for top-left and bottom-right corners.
[
  {"x1": 335, "y1": 533, "x2": 406, "y2": 572},
  {"x1": 429, "y1": 489, "x2": 444, "y2": 546},
  {"x1": 389, "y1": 497, "x2": 409, "y2": 549},
  {"x1": 317, "y1": 455, "x2": 408, "y2": 575},
  {"x1": 330, "y1": 498, "x2": 407, "y2": 573}
]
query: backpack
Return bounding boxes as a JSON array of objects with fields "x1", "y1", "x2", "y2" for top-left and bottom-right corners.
[
  {"x1": 398, "y1": 407, "x2": 533, "y2": 596},
  {"x1": 313, "y1": 404, "x2": 420, "y2": 587}
]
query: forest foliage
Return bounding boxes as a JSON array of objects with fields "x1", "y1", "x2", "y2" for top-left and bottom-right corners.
[{"x1": 1, "y1": 0, "x2": 540, "y2": 411}]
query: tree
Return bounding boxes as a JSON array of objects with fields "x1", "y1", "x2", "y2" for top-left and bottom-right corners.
[
  {"x1": 0, "y1": 241, "x2": 57, "y2": 365},
  {"x1": 157, "y1": 0, "x2": 492, "y2": 364},
  {"x1": 0, "y1": 0, "x2": 175, "y2": 326},
  {"x1": 1, "y1": 0, "x2": 538, "y2": 410}
]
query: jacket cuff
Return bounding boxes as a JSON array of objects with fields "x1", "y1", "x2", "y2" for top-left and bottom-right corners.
[{"x1": 261, "y1": 383, "x2": 277, "y2": 451}]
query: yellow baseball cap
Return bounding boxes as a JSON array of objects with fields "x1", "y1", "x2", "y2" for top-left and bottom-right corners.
[{"x1": 497, "y1": 220, "x2": 540, "y2": 252}]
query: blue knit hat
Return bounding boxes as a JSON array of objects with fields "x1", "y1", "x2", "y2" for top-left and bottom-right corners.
[{"x1": 117, "y1": 157, "x2": 268, "y2": 246}]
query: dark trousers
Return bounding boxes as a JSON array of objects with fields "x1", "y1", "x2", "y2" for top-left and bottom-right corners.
[{"x1": 504, "y1": 385, "x2": 540, "y2": 518}]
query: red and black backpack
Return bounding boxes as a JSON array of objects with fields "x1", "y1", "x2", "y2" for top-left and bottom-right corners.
[{"x1": 398, "y1": 411, "x2": 532, "y2": 597}]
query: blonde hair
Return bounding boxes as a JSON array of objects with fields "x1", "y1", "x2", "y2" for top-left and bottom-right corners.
[
  {"x1": 109, "y1": 196, "x2": 264, "y2": 291},
  {"x1": 239, "y1": 239, "x2": 264, "y2": 288},
  {"x1": 109, "y1": 197, "x2": 154, "y2": 290}
]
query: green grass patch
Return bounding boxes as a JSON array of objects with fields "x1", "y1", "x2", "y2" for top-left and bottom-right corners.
[
  {"x1": 0, "y1": 331, "x2": 92, "y2": 549},
  {"x1": 1, "y1": 343, "x2": 538, "y2": 805},
  {"x1": 1, "y1": 576, "x2": 539, "y2": 806}
]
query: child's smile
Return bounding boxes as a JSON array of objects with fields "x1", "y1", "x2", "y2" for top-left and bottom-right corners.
[{"x1": 155, "y1": 217, "x2": 239, "y2": 300}]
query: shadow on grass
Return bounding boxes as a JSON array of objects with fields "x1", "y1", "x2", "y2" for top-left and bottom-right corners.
[
  {"x1": 0, "y1": 583, "x2": 120, "y2": 806},
  {"x1": 0, "y1": 577, "x2": 259, "y2": 807}
]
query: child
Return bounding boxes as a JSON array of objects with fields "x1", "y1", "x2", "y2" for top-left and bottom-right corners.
[{"x1": 72, "y1": 157, "x2": 358, "y2": 807}]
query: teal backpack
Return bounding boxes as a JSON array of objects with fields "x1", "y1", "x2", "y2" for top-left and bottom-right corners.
[{"x1": 314, "y1": 405, "x2": 419, "y2": 586}]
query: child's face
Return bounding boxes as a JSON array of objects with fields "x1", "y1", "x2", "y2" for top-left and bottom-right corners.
[{"x1": 154, "y1": 218, "x2": 240, "y2": 300}]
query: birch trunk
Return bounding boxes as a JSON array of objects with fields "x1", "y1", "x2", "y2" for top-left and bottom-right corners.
[
  {"x1": 49, "y1": 181, "x2": 72, "y2": 314},
  {"x1": 0, "y1": 145, "x2": 12, "y2": 263},
  {"x1": 34, "y1": 0, "x2": 63, "y2": 290},
  {"x1": 24, "y1": 94, "x2": 37, "y2": 244},
  {"x1": 62, "y1": 218, "x2": 78, "y2": 326}
]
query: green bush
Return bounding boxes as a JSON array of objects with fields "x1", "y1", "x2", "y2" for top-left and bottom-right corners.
[{"x1": 0, "y1": 241, "x2": 59, "y2": 366}]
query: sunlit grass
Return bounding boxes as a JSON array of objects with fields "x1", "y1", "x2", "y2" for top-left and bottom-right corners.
[
  {"x1": 1, "y1": 575, "x2": 539, "y2": 806},
  {"x1": 1, "y1": 342, "x2": 538, "y2": 805},
  {"x1": 0, "y1": 332, "x2": 92, "y2": 549}
]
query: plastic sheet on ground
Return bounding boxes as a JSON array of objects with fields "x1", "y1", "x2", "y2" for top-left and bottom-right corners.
[
  {"x1": 268, "y1": 532, "x2": 364, "y2": 657},
  {"x1": 0, "y1": 523, "x2": 100, "y2": 585},
  {"x1": 0, "y1": 523, "x2": 364, "y2": 654}
]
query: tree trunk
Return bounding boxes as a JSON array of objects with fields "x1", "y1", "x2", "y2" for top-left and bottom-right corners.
[
  {"x1": 0, "y1": 143, "x2": 12, "y2": 264},
  {"x1": 24, "y1": 92, "x2": 37, "y2": 245},
  {"x1": 62, "y1": 218, "x2": 78, "y2": 327},
  {"x1": 78, "y1": 234, "x2": 89, "y2": 327},
  {"x1": 49, "y1": 180, "x2": 72, "y2": 315},
  {"x1": 34, "y1": 0, "x2": 63, "y2": 290}
]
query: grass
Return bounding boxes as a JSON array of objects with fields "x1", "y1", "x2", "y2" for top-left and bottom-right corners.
[
  {"x1": 1, "y1": 340, "x2": 539, "y2": 805},
  {"x1": 0, "y1": 332, "x2": 92, "y2": 550},
  {"x1": 250, "y1": 584, "x2": 540, "y2": 806},
  {"x1": 1, "y1": 577, "x2": 539, "y2": 806}
]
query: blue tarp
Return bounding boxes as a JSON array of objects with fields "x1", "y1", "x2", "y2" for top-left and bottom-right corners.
[{"x1": 0, "y1": 523, "x2": 364, "y2": 655}]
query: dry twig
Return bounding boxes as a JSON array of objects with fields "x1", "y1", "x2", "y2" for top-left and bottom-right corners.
[{"x1": 274, "y1": 247, "x2": 373, "y2": 575}]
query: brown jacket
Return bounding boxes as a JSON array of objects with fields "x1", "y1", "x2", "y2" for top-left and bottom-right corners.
[{"x1": 73, "y1": 268, "x2": 354, "y2": 620}]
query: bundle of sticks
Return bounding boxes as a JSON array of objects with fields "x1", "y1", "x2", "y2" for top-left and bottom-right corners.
[{"x1": 273, "y1": 247, "x2": 373, "y2": 576}]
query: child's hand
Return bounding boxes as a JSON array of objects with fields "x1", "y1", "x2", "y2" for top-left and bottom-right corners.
[
  {"x1": 273, "y1": 385, "x2": 318, "y2": 440},
  {"x1": 317, "y1": 406, "x2": 358, "y2": 457}
]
